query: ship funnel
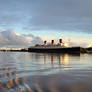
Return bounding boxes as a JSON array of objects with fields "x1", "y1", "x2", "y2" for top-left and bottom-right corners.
[
  {"x1": 44, "y1": 41, "x2": 47, "y2": 45},
  {"x1": 51, "y1": 40, "x2": 54, "y2": 45},
  {"x1": 59, "y1": 39, "x2": 62, "y2": 44}
]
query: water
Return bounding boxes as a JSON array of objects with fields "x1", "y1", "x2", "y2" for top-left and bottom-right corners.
[{"x1": 0, "y1": 52, "x2": 92, "y2": 92}]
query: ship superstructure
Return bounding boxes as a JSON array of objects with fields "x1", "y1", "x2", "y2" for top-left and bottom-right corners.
[{"x1": 34, "y1": 39, "x2": 69, "y2": 48}]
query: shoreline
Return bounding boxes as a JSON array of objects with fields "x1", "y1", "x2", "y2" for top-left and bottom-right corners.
[{"x1": 0, "y1": 47, "x2": 92, "y2": 54}]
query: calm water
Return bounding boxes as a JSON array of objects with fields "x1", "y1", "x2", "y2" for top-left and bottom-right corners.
[{"x1": 0, "y1": 52, "x2": 92, "y2": 92}]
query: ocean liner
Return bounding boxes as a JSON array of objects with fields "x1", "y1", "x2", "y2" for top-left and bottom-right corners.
[{"x1": 28, "y1": 39, "x2": 86, "y2": 54}]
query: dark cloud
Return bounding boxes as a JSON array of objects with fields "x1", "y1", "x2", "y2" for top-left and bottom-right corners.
[
  {"x1": 0, "y1": 0, "x2": 92, "y2": 33},
  {"x1": 28, "y1": 0, "x2": 92, "y2": 33}
]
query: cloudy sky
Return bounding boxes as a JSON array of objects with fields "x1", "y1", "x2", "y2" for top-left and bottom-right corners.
[{"x1": 0, "y1": 0, "x2": 92, "y2": 47}]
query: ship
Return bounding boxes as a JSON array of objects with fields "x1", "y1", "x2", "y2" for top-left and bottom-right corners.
[{"x1": 28, "y1": 39, "x2": 87, "y2": 54}]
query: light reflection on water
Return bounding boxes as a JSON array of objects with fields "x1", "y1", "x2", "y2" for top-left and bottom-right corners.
[{"x1": 0, "y1": 52, "x2": 92, "y2": 92}]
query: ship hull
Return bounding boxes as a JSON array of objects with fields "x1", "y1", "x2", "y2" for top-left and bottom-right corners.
[{"x1": 28, "y1": 47, "x2": 84, "y2": 54}]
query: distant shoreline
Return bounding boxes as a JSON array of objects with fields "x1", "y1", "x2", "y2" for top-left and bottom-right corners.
[{"x1": 0, "y1": 47, "x2": 92, "y2": 54}]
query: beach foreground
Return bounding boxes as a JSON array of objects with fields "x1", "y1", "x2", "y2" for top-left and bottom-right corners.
[{"x1": 0, "y1": 52, "x2": 92, "y2": 92}]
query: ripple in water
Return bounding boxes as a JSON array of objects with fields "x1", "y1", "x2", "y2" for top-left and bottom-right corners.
[{"x1": 0, "y1": 52, "x2": 92, "y2": 92}]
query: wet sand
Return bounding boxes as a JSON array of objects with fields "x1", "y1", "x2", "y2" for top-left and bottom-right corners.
[{"x1": 0, "y1": 52, "x2": 92, "y2": 92}]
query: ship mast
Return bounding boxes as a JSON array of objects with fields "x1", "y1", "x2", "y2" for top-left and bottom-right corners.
[{"x1": 68, "y1": 38, "x2": 71, "y2": 47}]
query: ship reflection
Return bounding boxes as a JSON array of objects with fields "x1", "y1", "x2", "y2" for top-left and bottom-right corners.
[
  {"x1": 42, "y1": 53, "x2": 77, "y2": 68},
  {"x1": 30, "y1": 53, "x2": 80, "y2": 69}
]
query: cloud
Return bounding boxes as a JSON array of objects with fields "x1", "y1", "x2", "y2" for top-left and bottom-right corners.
[
  {"x1": 0, "y1": 30, "x2": 91, "y2": 47},
  {"x1": 0, "y1": 30, "x2": 42, "y2": 47},
  {"x1": 69, "y1": 38, "x2": 92, "y2": 47},
  {"x1": 0, "y1": 0, "x2": 92, "y2": 33},
  {"x1": 24, "y1": 0, "x2": 92, "y2": 33}
]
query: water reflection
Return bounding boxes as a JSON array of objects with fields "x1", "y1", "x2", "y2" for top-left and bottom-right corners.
[
  {"x1": 40, "y1": 53, "x2": 80, "y2": 69},
  {"x1": 17, "y1": 52, "x2": 81, "y2": 73},
  {"x1": 0, "y1": 66, "x2": 31, "y2": 92},
  {"x1": 0, "y1": 52, "x2": 92, "y2": 92},
  {"x1": 0, "y1": 52, "x2": 33, "y2": 92}
]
